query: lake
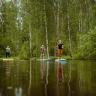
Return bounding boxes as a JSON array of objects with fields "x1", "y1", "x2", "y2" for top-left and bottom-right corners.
[{"x1": 0, "y1": 60, "x2": 96, "y2": 96}]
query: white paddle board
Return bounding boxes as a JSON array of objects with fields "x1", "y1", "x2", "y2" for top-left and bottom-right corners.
[
  {"x1": 55, "y1": 59, "x2": 66, "y2": 62},
  {"x1": 37, "y1": 58, "x2": 50, "y2": 61},
  {"x1": 3, "y1": 58, "x2": 14, "y2": 61}
]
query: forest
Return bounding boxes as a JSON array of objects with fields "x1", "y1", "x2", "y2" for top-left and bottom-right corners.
[{"x1": 0, "y1": 0, "x2": 96, "y2": 60}]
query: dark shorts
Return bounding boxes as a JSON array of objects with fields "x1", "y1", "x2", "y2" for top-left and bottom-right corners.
[
  {"x1": 6, "y1": 52, "x2": 10, "y2": 58},
  {"x1": 40, "y1": 51, "x2": 44, "y2": 55}
]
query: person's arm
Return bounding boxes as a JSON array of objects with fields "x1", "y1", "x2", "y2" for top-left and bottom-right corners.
[
  {"x1": 57, "y1": 44, "x2": 58, "y2": 49},
  {"x1": 44, "y1": 47, "x2": 46, "y2": 51},
  {"x1": 62, "y1": 44, "x2": 64, "y2": 49},
  {"x1": 8, "y1": 48, "x2": 10, "y2": 53}
]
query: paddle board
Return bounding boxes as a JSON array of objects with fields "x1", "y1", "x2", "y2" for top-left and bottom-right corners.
[
  {"x1": 37, "y1": 58, "x2": 50, "y2": 61},
  {"x1": 3, "y1": 58, "x2": 14, "y2": 61},
  {"x1": 55, "y1": 59, "x2": 66, "y2": 62}
]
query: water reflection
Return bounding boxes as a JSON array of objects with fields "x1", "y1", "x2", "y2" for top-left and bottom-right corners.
[
  {"x1": 77, "y1": 60, "x2": 96, "y2": 96},
  {"x1": 0, "y1": 60, "x2": 96, "y2": 96},
  {"x1": 40, "y1": 61, "x2": 46, "y2": 80},
  {"x1": 57, "y1": 62, "x2": 64, "y2": 82},
  {"x1": 56, "y1": 61, "x2": 66, "y2": 96},
  {"x1": 28, "y1": 60, "x2": 32, "y2": 95},
  {"x1": 15, "y1": 87, "x2": 22, "y2": 96},
  {"x1": 5, "y1": 61, "x2": 13, "y2": 90},
  {"x1": 68, "y1": 60, "x2": 72, "y2": 96},
  {"x1": 45, "y1": 61, "x2": 49, "y2": 96}
]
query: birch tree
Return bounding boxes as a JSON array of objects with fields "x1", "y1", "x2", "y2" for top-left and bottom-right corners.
[
  {"x1": 67, "y1": 0, "x2": 73, "y2": 59},
  {"x1": 0, "y1": 0, "x2": 6, "y2": 37},
  {"x1": 44, "y1": 0, "x2": 49, "y2": 58}
]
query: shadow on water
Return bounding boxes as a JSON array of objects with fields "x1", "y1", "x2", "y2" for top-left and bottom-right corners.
[{"x1": 0, "y1": 60, "x2": 96, "y2": 96}]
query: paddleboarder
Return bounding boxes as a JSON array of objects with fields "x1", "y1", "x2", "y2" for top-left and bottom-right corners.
[
  {"x1": 57, "y1": 40, "x2": 63, "y2": 59},
  {"x1": 40, "y1": 45, "x2": 46, "y2": 59},
  {"x1": 6, "y1": 46, "x2": 10, "y2": 58}
]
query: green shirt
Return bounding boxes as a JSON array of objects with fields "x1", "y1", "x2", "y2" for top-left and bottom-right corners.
[{"x1": 6, "y1": 48, "x2": 10, "y2": 52}]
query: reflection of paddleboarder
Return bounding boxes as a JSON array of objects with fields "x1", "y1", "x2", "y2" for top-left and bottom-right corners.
[
  {"x1": 0, "y1": 88, "x2": 4, "y2": 96},
  {"x1": 58, "y1": 63, "x2": 63, "y2": 82},
  {"x1": 6, "y1": 46, "x2": 10, "y2": 58},
  {"x1": 15, "y1": 87, "x2": 22, "y2": 96},
  {"x1": 40, "y1": 61, "x2": 45, "y2": 79}
]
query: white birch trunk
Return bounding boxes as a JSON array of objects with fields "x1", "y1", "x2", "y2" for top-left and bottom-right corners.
[
  {"x1": 53, "y1": 2, "x2": 57, "y2": 56},
  {"x1": 57, "y1": 0, "x2": 60, "y2": 39},
  {"x1": 88, "y1": 6, "x2": 91, "y2": 30},
  {"x1": 44, "y1": 0, "x2": 49, "y2": 58},
  {"x1": 79, "y1": 4, "x2": 81, "y2": 32},
  {"x1": 80, "y1": 14, "x2": 82, "y2": 32},
  {"x1": 29, "y1": 23, "x2": 32, "y2": 57},
  {"x1": 1, "y1": 0, "x2": 5, "y2": 37},
  {"x1": 79, "y1": 4, "x2": 83, "y2": 32},
  {"x1": 78, "y1": 19, "x2": 80, "y2": 32},
  {"x1": 53, "y1": 0, "x2": 60, "y2": 56},
  {"x1": 67, "y1": 2, "x2": 73, "y2": 59},
  {"x1": 2, "y1": 23, "x2": 4, "y2": 37},
  {"x1": 78, "y1": 4, "x2": 82, "y2": 47},
  {"x1": 85, "y1": 0, "x2": 91, "y2": 30}
]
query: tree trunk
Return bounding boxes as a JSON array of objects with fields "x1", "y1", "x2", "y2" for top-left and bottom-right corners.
[
  {"x1": 57, "y1": 0, "x2": 60, "y2": 39},
  {"x1": 1, "y1": 0, "x2": 6, "y2": 37},
  {"x1": 29, "y1": 23, "x2": 32, "y2": 57},
  {"x1": 78, "y1": 4, "x2": 82, "y2": 47},
  {"x1": 53, "y1": 0, "x2": 60, "y2": 56},
  {"x1": 67, "y1": 1, "x2": 73, "y2": 59},
  {"x1": 86, "y1": 0, "x2": 91, "y2": 30},
  {"x1": 79, "y1": 4, "x2": 82, "y2": 32},
  {"x1": 44, "y1": 0, "x2": 49, "y2": 58}
]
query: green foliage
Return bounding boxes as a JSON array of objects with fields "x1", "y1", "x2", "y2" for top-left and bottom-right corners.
[
  {"x1": 0, "y1": 0, "x2": 96, "y2": 60},
  {"x1": 77, "y1": 27, "x2": 96, "y2": 59},
  {"x1": 18, "y1": 41, "x2": 30, "y2": 59}
]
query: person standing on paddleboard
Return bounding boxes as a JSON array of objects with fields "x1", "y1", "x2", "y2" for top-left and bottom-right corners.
[
  {"x1": 57, "y1": 40, "x2": 63, "y2": 59},
  {"x1": 40, "y1": 45, "x2": 46, "y2": 59},
  {"x1": 6, "y1": 46, "x2": 10, "y2": 58}
]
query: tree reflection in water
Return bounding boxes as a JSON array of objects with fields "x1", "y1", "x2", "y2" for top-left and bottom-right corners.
[
  {"x1": 45, "y1": 61, "x2": 49, "y2": 96},
  {"x1": 68, "y1": 61, "x2": 72, "y2": 96}
]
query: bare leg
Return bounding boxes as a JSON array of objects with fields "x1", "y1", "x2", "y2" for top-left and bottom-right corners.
[{"x1": 42, "y1": 54, "x2": 44, "y2": 59}]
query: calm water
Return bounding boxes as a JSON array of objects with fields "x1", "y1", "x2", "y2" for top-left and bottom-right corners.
[{"x1": 0, "y1": 60, "x2": 96, "y2": 96}]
